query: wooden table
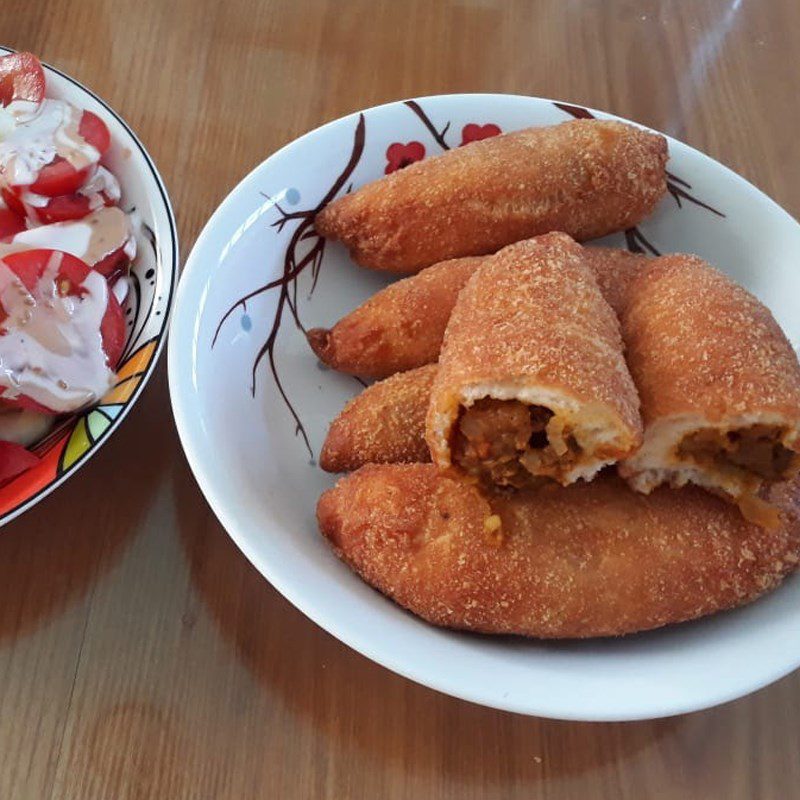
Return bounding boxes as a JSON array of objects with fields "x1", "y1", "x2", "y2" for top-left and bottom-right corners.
[{"x1": 1, "y1": 1, "x2": 798, "y2": 797}]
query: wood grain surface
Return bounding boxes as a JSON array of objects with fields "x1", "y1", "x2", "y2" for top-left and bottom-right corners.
[{"x1": 0, "y1": 1, "x2": 799, "y2": 798}]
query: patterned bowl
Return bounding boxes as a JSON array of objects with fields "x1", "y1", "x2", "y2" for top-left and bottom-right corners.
[
  {"x1": 0, "y1": 47, "x2": 178, "y2": 525},
  {"x1": 169, "y1": 94, "x2": 800, "y2": 721}
]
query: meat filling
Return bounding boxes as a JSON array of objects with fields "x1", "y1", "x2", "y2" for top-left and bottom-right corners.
[
  {"x1": 452, "y1": 398, "x2": 582, "y2": 487},
  {"x1": 677, "y1": 425, "x2": 800, "y2": 483}
]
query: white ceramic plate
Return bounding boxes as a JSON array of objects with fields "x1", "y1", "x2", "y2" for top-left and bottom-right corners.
[
  {"x1": 0, "y1": 47, "x2": 178, "y2": 526},
  {"x1": 169, "y1": 94, "x2": 800, "y2": 721}
]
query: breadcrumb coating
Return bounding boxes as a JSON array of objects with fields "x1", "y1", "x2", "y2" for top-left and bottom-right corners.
[
  {"x1": 315, "y1": 119, "x2": 668, "y2": 273},
  {"x1": 427, "y1": 233, "x2": 642, "y2": 481},
  {"x1": 583, "y1": 246, "x2": 650, "y2": 316},
  {"x1": 308, "y1": 246, "x2": 650, "y2": 378},
  {"x1": 320, "y1": 365, "x2": 436, "y2": 472},
  {"x1": 622, "y1": 254, "x2": 800, "y2": 425},
  {"x1": 307, "y1": 257, "x2": 484, "y2": 379},
  {"x1": 318, "y1": 464, "x2": 800, "y2": 638}
]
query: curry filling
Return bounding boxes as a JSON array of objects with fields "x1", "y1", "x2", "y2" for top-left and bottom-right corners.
[
  {"x1": 677, "y1": 425, "x2": 800, "y2": 484},
  {"x1": 676, "y1": 424, "x2": 800, "y2": 528},
  {"x1": 452, "y1": 398, "x2": 583, "y2": 487}
]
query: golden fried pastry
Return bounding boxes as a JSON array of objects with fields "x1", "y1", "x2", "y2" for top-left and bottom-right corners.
[
  {"x1": 318, "y1": 464, "x2": 800, "y2": 638},
  {"x1": 316, "y1": 119, "x2": 668, "y2": 273},
  {"x1": 307, "y1": 257, "x2": 485, "y2": 379},
  {"x1": 320, "y1": 365, "x2": 436, "y2": 472},
  {"x1": 308, "y1": 247, "x2": 648, "y2": 379},
  {"x1": 619, "y1": 254, "x2": 800, "y2": 526},
  {"x1": 583, "y1": 246, "x2": 650, "y2": 316},
  {"x1": 427, "y1": 234, "x2": 642, "y2": 487}
]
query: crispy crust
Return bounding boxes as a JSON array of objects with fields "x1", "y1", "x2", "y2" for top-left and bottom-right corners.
[
  {"x1": 317, "y1": 464, "x2": 800, "y2": 638},
  {"x1": 308, "y1": 246, "x2": 649, "y2": 379},
  {"x1": 427, "y1": 234, "x2": 642, "y2": 482},
  {"x1": 307, "y1": 257, "x2": 485, "y2": 379},
  {"x1": 320, "y1": 365, "x2": 436, "y2": 472},
  {"x1": 583, "y1": 246, "x2": 650, "y2": 316},
  {"x1": 315, "y1": 119, "x2": 668, "y2": 273},
  {"x1": 619, "y1": 255, "x2": 800, "y2": 493}
]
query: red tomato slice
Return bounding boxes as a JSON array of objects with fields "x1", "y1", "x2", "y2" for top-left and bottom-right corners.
[
  {"x1": 23, "y1": 112, "x2": 109, "y2": 197},
  {"x1": 1, "y1": 188, "x2": 26, "y2": 219},
  {"x1": 0, "y1": 208, "x2": 25, "y2": 240},
  {"x1": 4, "y1": 188, "x2": 111, "y2": 225},
  {"x1": 93, "y1": 246, "x2": 131, "y2": 281},
  {"x1": 0, "y1": 250, "x2": 127, "y2": 410},
  {"x1": 30, "y1": 158, "x2": 93, "y2": 197},
  {"x1": 101, "y1": 288, "x2": 126, "y2": 369},
  {"x1": 34, "y1": 193, "x2": 92, "y2": 224},
  {"x1": 2, "y1": 248, "x2": 94, "y2": 295},
  {"x1": 0, "y1": 52, "x2": 45, "y2": 107},
  {"x1": 0, "y1": 439, "x2": 39, "y2": 486},
  {"x1": 78, "y1": 111, "x2": 111, "y2": 155}
]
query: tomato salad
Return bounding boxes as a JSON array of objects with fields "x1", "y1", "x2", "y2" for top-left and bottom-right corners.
[{"x1": 0, "y1": 52, "x2": 137, "y2": 486}]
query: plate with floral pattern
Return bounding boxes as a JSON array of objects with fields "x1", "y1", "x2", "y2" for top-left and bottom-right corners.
[
  {"x1": 169, "y1": 94, "x2": 800, "y2": 721},
  {"x1": 0, "y1": 47, "x2": 178, "y2": 526}
]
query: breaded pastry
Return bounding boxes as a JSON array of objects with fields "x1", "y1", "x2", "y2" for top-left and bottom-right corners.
[
  {"x1": 308, "y1": 247, "x2": 647, "y2": 379},
  {"x1": 307, "y1": 257, "x2": 485, "y2": 379},
  {"x1": 320, "y1": 365, "x2": 436, "y2": 472},
  {"x1": 583, "y1": 246, "x2": 650, "y2": 316},
  {"x1": 427, "y1": 234, "x2": 642, "y2": 487},
  {"x1": 619, "y1": 255, "x2": 800, "y2": 526},
  {"x1": 318, "y1": 464, "x2": 800, "y2": 638},
  {"x1": 316, "y1": 119, "x2": 667, "y2": 273}
]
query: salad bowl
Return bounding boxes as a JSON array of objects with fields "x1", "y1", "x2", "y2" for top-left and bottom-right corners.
[{"x1": 0, "y1": 46, "x2": 178, "y2": 526}]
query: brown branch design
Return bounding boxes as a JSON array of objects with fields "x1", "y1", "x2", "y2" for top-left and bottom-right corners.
[
  {"x1": 625, "y1": 227, "x2": 661, "y2": 256},
  {"x1": 213, "y1": 114, "x2": 366, "y2": 458},
  {"x1": 404, "y1": 100, "x2": 452, "y2": 150},
  {"x1": 665, "y1": 170, "x2": 724, "y2": 217}
]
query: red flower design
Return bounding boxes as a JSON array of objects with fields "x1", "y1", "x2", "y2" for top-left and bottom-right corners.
[
  {"x1": 460, "y1": 123, "x2": 502, "y2": 146},
  {"x1": 385, "y1": 141, "x2": 425, "y2": 174}
]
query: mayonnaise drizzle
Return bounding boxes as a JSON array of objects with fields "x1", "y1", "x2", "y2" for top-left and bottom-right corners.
[
  {"x1": 80, "y1": 165, "x2": 120, "y2": 207},
  {"x1": 0, "y1": 207, "x2": 135, "y2": 266},
  {"x1": 0, "y1": 99, "x2": 99, "y2": 187},
  {"x1": 0, "y1": 251, "x2": 114, "y2": 412}
]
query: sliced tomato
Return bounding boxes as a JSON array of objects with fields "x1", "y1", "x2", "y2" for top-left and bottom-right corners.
[
  {"x1": 30, "y1": 158, "x2": 93, "y2": 197},
  {"x1": 0, "y1": 208, "x2": 25, "y2": 240},
  {"x1": 0, "y1": 250, "x2": 127, "y2": 408},
  {"x1": 101, "y1": 288, "x2": 125, "y2": 368},
  {"x1": 93, "y1": 245, "x2": 131, "y2": 281},
  {"x1": 2, "y1": 248, "x2": 92, "y2": 295},
  {"x1": 34, "y1": 193, "x2": 92, "y2": 223},
  {"x1": 0, "y1": 439, "x2": 39, "y2": 486},
  {"x1": 26, "y1": 111, "x2": 109, "y2": 196},
  {"x1": 78, "y1": 110, "x2": 111, "y2": 155},
  {"x1": 0, "y1": 52, "x2": 45, "y2": 107},
  {"x1": 1, "y1": 187, "x2": 26, "y2": 219},
  {"x1": 4, "y1": 189, "x2": 110, "y2": 225}
]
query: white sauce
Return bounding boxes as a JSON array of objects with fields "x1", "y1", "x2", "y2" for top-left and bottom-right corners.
[
  {"x1": 80, "y1": 165, "x2": 120, "y2": 207},
  {"x1": 0, "y1": 99, "x2": 99, "y2": 187},
  {"x1": 6, "y1": 218, "x2": 92, "y2": 254},
  {"x1": 0, "y1": 106, "x2": 14, "y2": 140},
  {"x1": 112, "y1": 276, "x2": 129, "y2": 304},
  {"x1": 18, "y1": 187, "x2": 58, "y2": 207},
  {"x1": 0, "y1": 207, "x2": 134, "y2": 266},
  {"x1": 0, "y1": 251, "x2": 114, "y2": 412}
]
